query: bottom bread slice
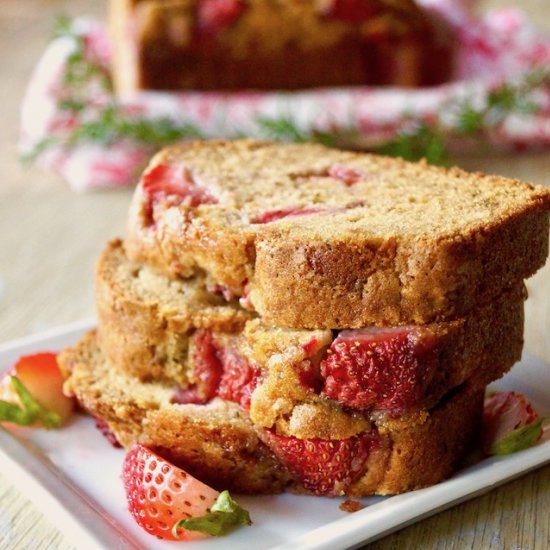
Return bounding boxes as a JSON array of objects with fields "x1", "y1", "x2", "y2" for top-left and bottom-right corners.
[{"x1": 60, "y1": 331, "x2": 484, "y2": 496}]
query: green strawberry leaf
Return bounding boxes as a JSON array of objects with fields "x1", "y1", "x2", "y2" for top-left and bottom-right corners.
[
  {"x1": 0, "y1": 376, "x2": 61, "y2": 429},
  {"x1": 172, "y1": 490, "x2": 252, "y2": 538},
  {"x1": 490, "y1": 418, "x2": 544, "y2": 456}
]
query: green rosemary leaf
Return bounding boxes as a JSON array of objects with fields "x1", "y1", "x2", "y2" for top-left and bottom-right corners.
[
  {"x1": 256, "y1": 117, "x2": 309, "y2": 142},
  {"x1": 52, "y1": 14, "x2": 74, "y2": 39},
  {"x1": 20, "y1": 137, "x2": 59, "y2": 165},
  {"x1": 455, "y1": 104, "x2": 484, "y2": 135}
]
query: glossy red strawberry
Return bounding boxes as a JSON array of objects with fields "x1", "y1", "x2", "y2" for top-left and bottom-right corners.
[
  {"x1": 263, "y1": 430, "x2": 377, "y2": 495},
  {"x1": 321, "y1": 327, "x2": 438, "y2": 416},
  {"x1": 122, "y1": 444, "x2": 251, "y2": 540},
  {"x1": 321, "y1": 0, "x2": 378, "y2": 23},
  {"x1": 122, "y1": 444, "x2": 219, "y2": 540},
  {"x1": 0, "y1": 352, "x2": 74, "y2": 427},
  {"x1": 141, "y1": 162, "x2": 217, "y2": 224},
  {"x1": 197, "y1": 0, "x2": 246, "y2": 34}
]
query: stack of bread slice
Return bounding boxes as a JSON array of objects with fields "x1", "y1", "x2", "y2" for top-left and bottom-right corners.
[{"x1": 60, "y1": 140, "x2": 550, "y2": 496}]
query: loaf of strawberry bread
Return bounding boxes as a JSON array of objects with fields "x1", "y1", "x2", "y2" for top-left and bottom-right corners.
[
  {"x1": 60, "y1": 330, "x2": 483, "y2": 496},
  {"x1": 110, "y1": 0, "x2": 455, "y2": 93},
  {"x1": 125, "y1": 140, "x2": 550, "y2": 329}
]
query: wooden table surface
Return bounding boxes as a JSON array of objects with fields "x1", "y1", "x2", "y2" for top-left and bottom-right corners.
[{"x1": 1, "y1": 1, "x2": 549, "y2": 548}]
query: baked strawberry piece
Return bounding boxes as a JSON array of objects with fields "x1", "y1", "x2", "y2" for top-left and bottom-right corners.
[
  {"x1": 197, "y1": 0, "x2": 247, "y2": 35},
  {"x1": 173, "y1": 330, "x2": 260, "y2": 409},
  {"x1": 320, "y1": 0, "x2": 379, "y2": 22},
  {"x1": 122, "y1": 444, "x2": 251, "y2": 540},
  {"x1": 321, "y1": 327, "x2": 438, "y2": 416},
  {"x1": 263, "y1": 430, "x2": 378, "y2": 496},
  {"x1": 141, "y1": 162, "x2": 217, "y2": 225}
]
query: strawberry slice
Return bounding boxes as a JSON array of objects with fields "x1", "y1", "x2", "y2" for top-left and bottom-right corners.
[
  {"x1": 263, "y1": 430, "x2": 377, "y2": 495},
  {"x1": 483, "y1": 392, "x2": 544, "y2": 455},
  {"x1": 141, "y1": 163, "x2": 217, "y2": 224},
  {"x1": 320, "y1": 327, "x2": 438, "y2": 416},
  {"x1": 320, "y1": 0, "x2": 379, "y2": 23},
  {"x1": 217, "y1": 347, "x2": 261, "y2": 409},
  {"x1": 0, "y1": 353, "x2": 74, "y2": 428},
  {"x1": 197, "y1": 0, "x2": 246, "y2": 35},
  {"x1": 122, "y1": 444, "x2": 251, "y2": 540}
]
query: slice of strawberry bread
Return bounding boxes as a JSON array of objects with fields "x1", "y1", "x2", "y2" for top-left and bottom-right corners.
[
  {"x1": 96, "y1": 240, "x2": 524, "y2": 437},
  {"x1": 125, "y1": 140, "x2": 550, "y2": 329},
  {"x1": 60, "y1": 330, "x2": 483, "y2": 496}
]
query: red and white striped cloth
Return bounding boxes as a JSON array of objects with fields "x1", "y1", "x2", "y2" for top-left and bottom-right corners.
[{"x1": 20, "y1": 0, "x2": 550, "y2": 191}]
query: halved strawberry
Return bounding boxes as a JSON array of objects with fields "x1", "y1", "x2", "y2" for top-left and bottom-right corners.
[
  {"x1": 122, "y1": 444, "x2": 251, "y2": 540},
  {"x1": 141, "y1": 163, "x2": 217, "y2": 224},
  {"x1": 263, "y1": 430, "x2": 377, "y2": 495},
  {"x1": 197, "y1": 0, "x2": 247, "y2": 35},
  {"x1": 483, "y1": 391, "x2": 544, "y2": 455},
  {"x1": 0, "y1": 352, "x2": 74, "y2": 428},
  {"x1": 320, "y1": 327, "x2": 438, "y2": 416}
]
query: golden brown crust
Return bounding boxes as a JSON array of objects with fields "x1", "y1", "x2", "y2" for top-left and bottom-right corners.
[
  {"x1": 125, "y1": 140, "x2": 550, "y2": 329},
  {"x1": 351, "y1": 386, "x2": 483, "y2": 495},
  {"x1": 110, "y1": 0, "x2": 454, "y2": 93},
  {"x1": 60, "y1": 331, "x2": 484, "y2": 496}
]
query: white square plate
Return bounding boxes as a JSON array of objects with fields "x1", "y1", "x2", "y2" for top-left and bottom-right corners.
[{"x1": 1, "y1": 320, "x2": 549, "y2": 550}]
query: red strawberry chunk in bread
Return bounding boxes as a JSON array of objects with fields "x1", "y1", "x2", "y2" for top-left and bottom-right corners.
[
  {"x1": 321, "y1": 0, "x2": 379, "y2": 23},
  {"x1": 173, "y1": 330, "x2": 260, "y2": 409},
  {"x1": 197, "y1": 0, "x2": 247, "y2": 34},
  {"x1": 142, "y1": 163, "x2": 217, "y2": 224},
  {"x1": 251, "y1": 207, "x2": 328, "y2": 224},
  {"x1": 263, "y1": 430, "x2": 378, "y2": 496},
  {"x1": 328, "y1": 163, "x2": 365, "y2": 185},
  {"x1": 321, "y1": 326, "x2": 438, "y2": 416},
  {"x1": 217, "y1": 347, "x2": 261, "y2": 409},
  {"x1": 174, "y1": 330, "x2": 223, "y2": 405}
]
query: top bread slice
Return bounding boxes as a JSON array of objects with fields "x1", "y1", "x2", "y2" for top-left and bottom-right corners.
[{"x1": 125, "y1": 139, "x2": 550, "y2": 329}]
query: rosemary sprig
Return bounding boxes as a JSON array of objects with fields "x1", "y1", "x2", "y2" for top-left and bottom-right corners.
[
  {"x1": 23, "y1": 16, "x2": 550, "y2": 168},
  {"x1": 23, "y1": 16, "x2": 204, "y2": 163}
]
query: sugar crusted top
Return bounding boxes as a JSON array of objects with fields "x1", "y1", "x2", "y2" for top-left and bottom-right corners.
[{"x1": 151, "y1": 140, "x2": 550, "y2": 241}]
